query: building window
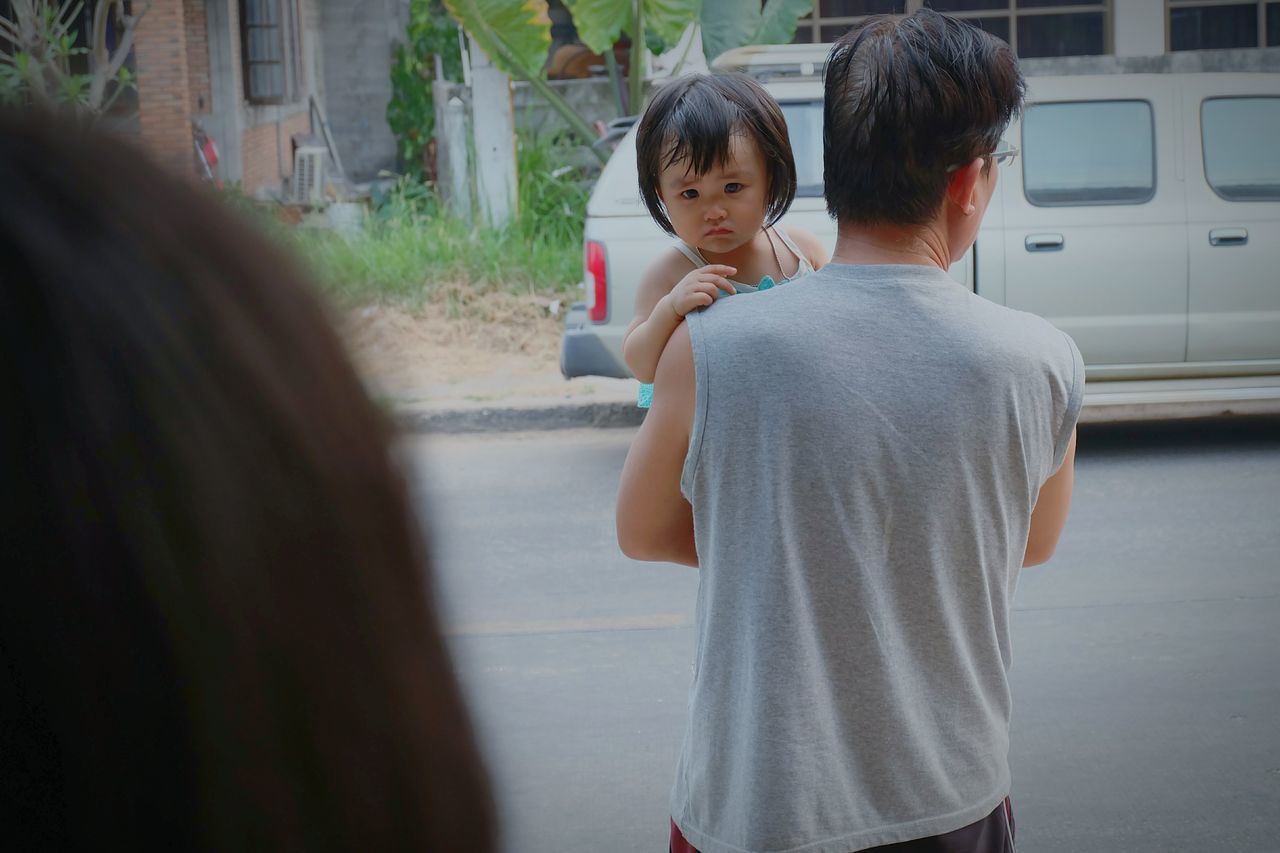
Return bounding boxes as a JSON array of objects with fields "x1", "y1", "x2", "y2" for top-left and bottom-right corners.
[
  {"x1": 791, "y1": 1, "x2": 1110, "y2": 57},
  {"x1": 240, "y1": 0, "x2": 302, "y2": 104},
  {"x1": 1169, "y1": 1, "x2": 1280, "y2": 50},
  {"x1": 1021, "y1": 100, "x2": 1155, "y2": 205},
  {"x1": 792, "y1": 1, "x2": 906, "y2": 44}
]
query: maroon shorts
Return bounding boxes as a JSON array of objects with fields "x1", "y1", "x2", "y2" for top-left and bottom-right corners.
[{"x1": 670, "y1": 797, "x2": 1015, "y2": 853}]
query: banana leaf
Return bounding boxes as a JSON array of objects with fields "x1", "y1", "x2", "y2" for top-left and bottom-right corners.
[
  {"x1": 443, "y1": 0, "x2": 551, "y2": 79},
  {"x1": 444, "y1": 0, "x2": 606, "y2": 157},
  {"x1": 564, "y1": 0, "x2": 701, "y2": 56},
  {"x1": 701, "y1": 0, "x2": 813, "y2": 64},
  {"x1": 565, "y1": 0, "x2": 700, "y2": 114}
]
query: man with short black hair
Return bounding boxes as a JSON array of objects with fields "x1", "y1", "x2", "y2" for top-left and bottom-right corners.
[{"x1": 617, "y1": 9, "x2": 1083, "y2": 853}]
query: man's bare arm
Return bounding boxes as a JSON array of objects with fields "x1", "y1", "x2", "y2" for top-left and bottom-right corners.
[
  {"x1": 616, "y1": 323, "x2": 698, "y2": 567},
  {"x1": 1023, "y1": 428, "x2": 1077, "y2": 567}
]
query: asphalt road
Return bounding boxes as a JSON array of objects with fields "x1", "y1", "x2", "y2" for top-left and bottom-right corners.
[{"x1": 405, "y1": 417, "x2": 1280, "y2": 853}]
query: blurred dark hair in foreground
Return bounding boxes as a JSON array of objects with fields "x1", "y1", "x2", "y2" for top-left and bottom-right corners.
[{"x1": 0, "y1": 110, "x2": 495, "y2": 850}]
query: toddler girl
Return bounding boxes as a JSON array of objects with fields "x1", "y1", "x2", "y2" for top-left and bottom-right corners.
[{"x1": 622, "y1": 73, "x2": 828, "y2": 405}]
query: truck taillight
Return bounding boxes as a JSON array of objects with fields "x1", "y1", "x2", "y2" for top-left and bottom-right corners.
[{"x1": 585, "y1": 240, "x2": 607, "y2": 323}]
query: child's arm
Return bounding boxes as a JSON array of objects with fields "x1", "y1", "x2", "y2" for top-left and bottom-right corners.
[
  {"x1": 622, "y1": 254, "x2": 737, "y2": 383},
  {"x1": 783, "y1": 226, "x2": 831, "y2": 271}
]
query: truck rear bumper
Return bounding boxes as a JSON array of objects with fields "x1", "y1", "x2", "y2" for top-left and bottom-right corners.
[{"x1": 560, "y1": 304, "x2": 630, "y2": 379}]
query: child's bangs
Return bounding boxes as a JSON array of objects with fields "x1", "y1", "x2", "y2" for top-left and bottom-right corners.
[{"x1": 657, "y1": 94, "x2": 743, "y2": 178}]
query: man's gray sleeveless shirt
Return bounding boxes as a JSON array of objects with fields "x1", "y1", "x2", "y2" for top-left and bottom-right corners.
[{"x1": 674, "y1": 263, "x2": 1084, "y2": 853}]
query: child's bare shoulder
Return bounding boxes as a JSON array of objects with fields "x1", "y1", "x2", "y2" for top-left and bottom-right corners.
[
  {"x1": 780, "y1": 226, "x2": 830, "y2": 269},
  {"x1": 640, "y1": 245, "x2": 700, "y2": 293}
]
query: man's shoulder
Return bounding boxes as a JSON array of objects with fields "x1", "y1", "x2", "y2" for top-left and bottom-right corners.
[
  {"x1": 960, "y1": 296, "x2": 1082, "y2": 388},
  {"x1": 973, "y1": 296, "x2": 1070, "y2": 350}
]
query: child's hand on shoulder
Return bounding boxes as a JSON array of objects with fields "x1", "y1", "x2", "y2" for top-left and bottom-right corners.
[{"x1": 667, "y1": 265, "x2": 737, "y2": 318}]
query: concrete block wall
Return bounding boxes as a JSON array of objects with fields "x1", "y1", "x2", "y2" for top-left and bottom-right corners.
[
  {"x1": 318, "y1": 0, "x2": 408, "y2": 181},
  {"x1": 513, "y1": 77, "x2": 623, "y2": 138},
  {"x1": 438, "y1": 77, "x2": 625, "y2": 140},
  {"x1": 134, "y1": 0, "x2": 193, "y2": 176}
]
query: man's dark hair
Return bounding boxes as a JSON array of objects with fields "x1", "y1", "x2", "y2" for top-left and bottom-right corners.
[
  {"x1": 0, "y1": 110, "x2": 495, "y2": 851},
  {"x1": 823, "y1": 9, "x2": 1025, "y2": 226},
  {"x1": 637, "y1": 72, "x2": 797, "y2": 236}
]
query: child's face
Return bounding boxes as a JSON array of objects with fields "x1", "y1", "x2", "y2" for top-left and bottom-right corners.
[{"x1": 657, "y1": 134, "x2": 770, "y2": 255}]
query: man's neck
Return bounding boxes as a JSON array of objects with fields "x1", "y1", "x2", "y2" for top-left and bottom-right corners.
[{"x1": 829, "y1": 223, "x2": 951, "y2": 270}]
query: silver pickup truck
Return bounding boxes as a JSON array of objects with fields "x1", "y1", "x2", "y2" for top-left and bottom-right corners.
[{"x1": 561, "y1": 45, "x2": 1280, "y2": 420}]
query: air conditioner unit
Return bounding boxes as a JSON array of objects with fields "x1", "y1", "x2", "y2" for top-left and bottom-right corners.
[{"x1": 291, "y1": 143, "x2": 327, "y2": 205}]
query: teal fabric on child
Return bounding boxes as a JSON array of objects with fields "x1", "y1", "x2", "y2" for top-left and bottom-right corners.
[{"x1": 636, "y1": 275, "x2": 783, "y2": 409}]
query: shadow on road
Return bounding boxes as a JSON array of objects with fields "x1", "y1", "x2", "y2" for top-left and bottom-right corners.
[{"x1": 1078, "y1": 415, "x2": 1280, "y2": 458}]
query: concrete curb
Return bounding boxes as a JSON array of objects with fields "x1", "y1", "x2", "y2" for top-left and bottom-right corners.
[
  {"x1": 397, "y1": 399, "x2": 645, "y2": 434},
  {"x1": 397, "y1": 393, "x2": 1280, "y2": 434}
]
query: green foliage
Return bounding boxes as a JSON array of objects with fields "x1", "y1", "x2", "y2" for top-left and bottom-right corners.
[
  {"x1": 286, "y1": 130, "x2": 591, "y2": 307},
  {"x1": 563, "y1": 0, "x2": 700, "y2": 56},
  {"x1": 514, "y1": 130, "x2": 592, "y2": 248},
  {"x1": 216, "y1": 181, "x2": 286, "y2": 234},
  {"x1": 441, "y1": 0, "x2": 607, "y2": 151},
  {"x1": 700, "y1": 0, "x2": 813, "y2": 63},
  {"x1": 565, "y1": 0, "x2": 700, "y2": 113},
  {"x1": 0, "y1": 1, "x2": 137, "y2": 115},
  {"x1": 443, "y1": 0, "x2": 551, "y2": 80},
  {"x1": 370, "y1": 172, "x2": 444, "y2": 221},
  {"x1": 387, "y1": 0, "x2": 463, "y2": 178},
  {"x1": 0, "y1": 58, "x2": 24, "y2": 106}
]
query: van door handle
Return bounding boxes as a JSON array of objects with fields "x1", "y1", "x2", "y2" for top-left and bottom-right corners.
[
  {"x1": 1025, "y1": 234, "x2": 1064, "y2": 252},
  {"x1": 1209, "y1": 228, "x2": 1248, "y2": 246}
]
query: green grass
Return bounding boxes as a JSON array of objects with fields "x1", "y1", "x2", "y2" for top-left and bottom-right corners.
[{"x1": 288, "y1": 131, "x2": 592, "y2": 308}]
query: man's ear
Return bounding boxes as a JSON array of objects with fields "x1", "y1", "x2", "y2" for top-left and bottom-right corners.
[{"x1": 945, "y1": 158, "x2": 985, "y2": 216}]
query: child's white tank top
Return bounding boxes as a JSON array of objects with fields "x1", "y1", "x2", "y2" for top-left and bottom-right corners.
[{"x1": 673, "y1": 227, "x2": 815, "y2": 293}]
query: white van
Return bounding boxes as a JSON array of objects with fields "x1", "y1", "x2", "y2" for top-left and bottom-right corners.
[{"x1": 560, "y1": 46, "x2": 1280, "y2": 418}]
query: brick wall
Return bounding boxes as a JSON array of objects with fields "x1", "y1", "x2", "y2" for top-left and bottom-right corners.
[
  {"x1": 134, "y1": 0, "x2": 192, "y2": 176},
  {"x1": 184, "y1": 0, "x2": 211, "y2": 115},
  {"x1": 240, "y1": 109, "x2": 312, "y2": 195}
]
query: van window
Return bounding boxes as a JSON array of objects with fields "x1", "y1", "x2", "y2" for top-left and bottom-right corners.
[
  {"x1": 1201, "y1": 97, "x2": 1280, "y2": 201},
  {"x1": 780, "y1": 100, "x2": 824, "y2": 197},
  {"x1": 1021, "y1": 100, "x2": 1155, "y2": 206}
]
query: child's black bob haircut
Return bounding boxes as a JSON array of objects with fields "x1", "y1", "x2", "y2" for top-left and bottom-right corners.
[{"x1": 636, "y1": 73, "x2": 796, "y2": 237}]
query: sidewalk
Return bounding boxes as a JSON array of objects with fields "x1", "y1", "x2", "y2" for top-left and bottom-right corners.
[
  {"x1": 390, "y1": 365, "x2": 645, "y2": 434},
  {"x1": 342, "y1": 302, "x2": 645, "y2": 434}
]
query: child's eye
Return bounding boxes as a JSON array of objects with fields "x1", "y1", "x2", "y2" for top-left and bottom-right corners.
[
  {"x1": 680, "y1": 189, "x2": 699, "y2": 200},
  {"x1": 725, "y1": 183, "x2": 743, "y2": 194}
]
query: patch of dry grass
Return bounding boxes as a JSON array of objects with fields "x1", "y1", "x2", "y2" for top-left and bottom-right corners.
[{"x1": 338, "y1": 287, "x2": 566, "y2": 395}]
